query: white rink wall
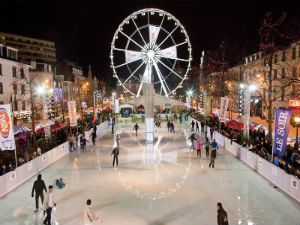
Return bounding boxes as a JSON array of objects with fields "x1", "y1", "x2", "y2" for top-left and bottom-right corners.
[
  {"x1": 0, "y1": 121, "x2": 109, "y2": 198},
  {"x1": 189, "y1": 116, "x2": 300, "y2": 203}
]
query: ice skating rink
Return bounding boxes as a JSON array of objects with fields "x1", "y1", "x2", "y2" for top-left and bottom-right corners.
[{"x1": 0, "y1": 122, "x2": 299, "y2": 225}]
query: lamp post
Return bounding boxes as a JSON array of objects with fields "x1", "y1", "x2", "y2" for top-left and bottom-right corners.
[
  {"x1": 294, "y1": 116, "x2": 300, "y2": 150},
  {"x1": 187, "y1": 89, "x2": 193, "y2": 111}
]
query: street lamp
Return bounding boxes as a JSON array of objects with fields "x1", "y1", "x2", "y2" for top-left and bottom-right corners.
[
  {"x1": 187, "y1": 89, "x2": 193, "y2": 110},
  {"x1": 294, "y1": 116, "x2": 300, "y2": 150}
]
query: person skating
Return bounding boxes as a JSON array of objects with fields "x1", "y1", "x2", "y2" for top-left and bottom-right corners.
[
  {"x1": 43, "y1": 185, "x2": 56, "y2": 225},
  {"x1": 90, "y1": 131, "x2": 96, "y2": 145},
  {"x1": 170, "y1": 122, "x2": 175, "y2": 133},
  {"x1": 81, "y1": 135, "x2": 88, "y2": 152},
  {"x1": 210, "y1": 127, "x2": 214, "y2": 140},
  {"x1": 217, "y1": 202, "x2": 229, "y2": 225},
  {"x1": 133, "y1": 123, "x2": 139, "y2": 136},
  {"x1": 32, "y1": 174, "x2": 47, "y2": 212},
  {"x1": 111, "y1": 146, "x2": 119, "y2": 167},
  {"x1": 196, "y1": 122, "x2": 199, "y2": 132},
  {"x1": 84, "y1": 199, "x2": 103, "y2": 225},
  {"x1": 209, "y1": 139, "x2": 218, "y2": 168},
  {"x1": 167, "y1": 121, "x2": 171, "y2": 132},
  {"x1": 201, "y1": 122, "x2": 204, "y2": 134},
  {"x1": 205, "y1": 138, "x2": 210, "y2": 157},
  {"x1": 191, "y1": 120, "x2": 195, "y2": 132},
  {"x1": 196, "y1": 139, "x2": 202, "y2": 158},
  {"x1": 188, "y1": 134, "x2": 196, "y2": 149}
]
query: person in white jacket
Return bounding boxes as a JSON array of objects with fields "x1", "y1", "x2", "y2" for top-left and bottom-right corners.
[
  {"x1": 43, "y1": 185, "x2": 56, "y2": 225},
  {"x1": 84, "y1": 199, "x2": 102, "y2": 225}
]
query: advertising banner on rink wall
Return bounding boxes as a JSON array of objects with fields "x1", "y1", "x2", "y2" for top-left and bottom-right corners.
[
  {"x1": 0, "y1": 104, "x2": 16, "y2": 150},
  {"x1": 68, "y1": 101, "x2": 77, "y2": 127},
  {"x1": 219, "y1": 97, "x2": 229, "y2": 122},
  {"x1": 205, "y1": 96, "x2": 211, "y2": 116},
  {"x1": 273, "y1": 109, "x2": 292, "y2": 157}
]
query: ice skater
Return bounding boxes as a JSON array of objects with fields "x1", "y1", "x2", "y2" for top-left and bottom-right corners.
[
  {"x1": 210, "y1": 127, "x2": 214, "y2": 140},
  {"x1": 196, "y1": 138, "x2": 202, "y2": 158},
  {"x1": 90, "y1": 130, "x2": 96, "y2": 145},
  {"x1": 84, "y1": 199, "x2": 103, "y2": 225},
  {"x1": 133, "y1": 123, "x2": 139, "y2": 136},
  {"x1": 43, "y1": 185, "x2": 56, "y2": 225},
  {"x1": 170, "y1": 122, "x2": 175, "y2": 133},
  {"x1": 205, "y1": 137, "x2": 210, "y2": 157},
  {"x1": 111, "y1": 146, "x2": 119, "y2": 167},
  {"x1": 188, "y1": 133, "x2": 196, "y2": 149},
  {"x1": 217, "y1": 202, "x2": 229, "y2": 225},
  {"x1": 81, "y1": 134, "x2": 88, "y2": 152},
  {"x1": 191, "y1": 120, "x2": 195, "y2": 132},
  {"x1": 196, "y1": 122, "x2": 199, "y2": 132},
  {"x1": 209, "y1": 139, "x2": 218, "y2": 168},
  {"x1": 32, "y1": 174, "x2": 47, "y2": 212}
]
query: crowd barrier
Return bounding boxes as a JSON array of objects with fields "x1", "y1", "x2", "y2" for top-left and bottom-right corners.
[
  {"x1": 0, "y1": 122, "x2": 108, "y2": 198},
  {"x1": 189, "y1": 117, "x2": 300, "y2": 203}
]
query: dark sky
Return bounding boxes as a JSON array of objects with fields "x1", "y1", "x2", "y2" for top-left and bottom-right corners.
[{"x1": 1, "y1": 0, "x2": 299, "y2": 79}]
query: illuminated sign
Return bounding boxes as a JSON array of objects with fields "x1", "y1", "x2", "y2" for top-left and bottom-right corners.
[{"x1": 289, "y1": 99, "x2": 300, "y2": 108}]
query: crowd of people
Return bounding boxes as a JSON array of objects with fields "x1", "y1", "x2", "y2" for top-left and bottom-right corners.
[{"x1": 190, "y1": 113, "x2": 300, "y2": 179}]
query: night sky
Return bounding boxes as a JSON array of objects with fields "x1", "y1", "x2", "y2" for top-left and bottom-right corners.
[{"x1": 1, "y1": 0, "x2": 299, "y2": 80}]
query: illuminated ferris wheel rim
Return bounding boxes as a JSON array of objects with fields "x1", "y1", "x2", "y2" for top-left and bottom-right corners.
[{"x1": 110, "y1": 8, "x2": 192, "y2": 97}]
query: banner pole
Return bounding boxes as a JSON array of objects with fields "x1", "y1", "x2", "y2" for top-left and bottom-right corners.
[{"x1": 14, "y1": 148, "x2": 18, "y2": 168}]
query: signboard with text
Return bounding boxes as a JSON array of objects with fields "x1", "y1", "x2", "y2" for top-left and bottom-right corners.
[{"x1": 0, "y1": 104, "x2": 16, "y2": 150}]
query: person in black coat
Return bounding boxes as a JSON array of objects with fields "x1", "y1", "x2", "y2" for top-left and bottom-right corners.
[
  {"x1": 32, "y1": 174, "x2": 47, "y2": 212},
  {"x1": 111, "y1": 147, "x2": 119, "y2": 167},
  {"x1": 217, "y1": 202, "x2": 229, "y2": 225}
]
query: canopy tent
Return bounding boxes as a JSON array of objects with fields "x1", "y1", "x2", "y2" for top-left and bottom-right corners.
[
  {"x1": 14, "y1": 126, "x2": 31, "y2": 135},
  {"x1": 226, "y1": 120, "x2": 254, "y2": 131},
  {"x1": 136, "y1": 104, "x2": 144, "y2": 110},
  {"x1": 36, "y1": 123, "x2": 68, "y2": 134},
  {"x1": 103, "y1": 107, "x2": 112, "y2": 112},
  {"x1": 210, "y1": 112, "x2": 218, "y2": 118}
]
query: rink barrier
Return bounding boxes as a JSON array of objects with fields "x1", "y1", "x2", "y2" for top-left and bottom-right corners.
[
  {"x1": 0, "y1": 122, "x2": 108, "y2": 198},
  {"x1": 189, "y1": 117, "x2": 300, "y2": 203}
]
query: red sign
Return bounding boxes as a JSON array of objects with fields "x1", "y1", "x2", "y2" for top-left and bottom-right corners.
[
  {"x1": 289, "y1": 99, "x2": 300, "y2": 108},
  {"x1": 0, "y1": 109, "x2": 10, "y2": 138}
]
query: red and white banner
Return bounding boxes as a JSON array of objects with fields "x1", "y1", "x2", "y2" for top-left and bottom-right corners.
[
  {"x1": 0, "y1": 104, "x2": 16, "y2": 150},
  {"x1": 149, "y1": 25, "x2": 160, "y2": 45},
  {"x1": 219, "y1": 97, "x2": 229, "y2": 122},
  {"x1": 68, "y1": 101, "x2": 77, "y2": 127},
  {"x1": 160, "y1": 46, "x2": 177, "y2": 58},
  {"x1": 125, "y1": 51, "x2": 142, "y2": 63}
]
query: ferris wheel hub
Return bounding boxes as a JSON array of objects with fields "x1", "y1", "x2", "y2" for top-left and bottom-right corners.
[{"x1": 147, "y1": 50, "x2": 155, "y2": 59}]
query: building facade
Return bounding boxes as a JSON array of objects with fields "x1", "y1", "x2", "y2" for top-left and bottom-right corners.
[{"x1": 0, "y1": 43, "x2": 31, "y2": 120}]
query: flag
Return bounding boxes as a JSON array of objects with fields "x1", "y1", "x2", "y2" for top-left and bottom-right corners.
[
  {"x1": 273, "y1": 109, "x2": 292, "y2": 157},
  {"x1": 219, "y1": 97, "x2": 229, "y2": 122},
  {"x1": 149, "y1": 25, "x2": 160, "y2": 46},
  {"x1": 68, "y1": 101, "x2": 77, "y2": 127},
  {"x1": 160, "y1": 46, "x2": 177, "y2": 58},
  {"x1": 0, "y1": 104, "x2": 16, "y2": 150}
]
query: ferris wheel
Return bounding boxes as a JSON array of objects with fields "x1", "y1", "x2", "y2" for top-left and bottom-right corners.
[{"x1": 110, "y1": 8, "x2": 192, "y2": 97}]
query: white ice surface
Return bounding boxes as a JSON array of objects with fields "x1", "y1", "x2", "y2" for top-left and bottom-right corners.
[{"x1": 0, "y1": 122, "x2": 299, "y2": 225}]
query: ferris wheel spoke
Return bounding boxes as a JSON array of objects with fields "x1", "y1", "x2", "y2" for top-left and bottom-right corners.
[
  {"x1": 136, "y1": 79, "x2": 144, "y2": 97},
  {"x1": 156, "y1": 25, "x2": 179, "y2": 49},
  {"x1": 115, "y1": 54, "x2": 144, "y2": 69},
  {"x1": 120, "y1": 30, "x2": 146, "y2": 51},
  {"x1": 131, "y1": 18, "x2": 147, "y2": 47},
  {"x1": 123, "y1": 60, "x2": 146, "y2": 85},
  {"x1": 155, "y1": 57, "x2": 183, "y2": 80},
  {"x1": 158, "y1": 55, "x2": 189, "y2": 62},
  {"x1": 159, "y1": 41, "x2": 187, "y2": 52},
  {"x1": 153, "y1": 60, "x2": 169, "y2": 96}
]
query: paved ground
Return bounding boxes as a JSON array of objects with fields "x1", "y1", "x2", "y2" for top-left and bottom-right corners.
[{"x1": 0, "y1": 121, "x2": 299, "y2": 225}]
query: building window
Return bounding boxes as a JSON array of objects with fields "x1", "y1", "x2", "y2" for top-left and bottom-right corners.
[
  {"x1": 21, "y1": 84, "x2": 25, "y2": 95},
  {"x1": 274, "y1": 54, "x2": 278, "y2": 63},
  {"x1": 281, "y1": 68, "x2": 285, "y2": 79},
  {"x1": 292, "y1": 47, "x2": 296, "y2": 59},
  {"x1": 12, "y1": 67, "x2": 17, "y2": 77},
  {"x1": 0, "y1": 64, "x2": 2, "y2": 75},
  {"x1": 292, "y1": 67, "x2": 297, "y2": 78},
  {"x1": 21, "y1": 68, "x2": 25, "y2": 79},
  {"x1": 281, "y1": 87, "x2": 285, "y2": 101},
  {"x1": 282, "y1": 51, "x2": 286, "y2": 61},
  {"x1": 13, "y1": 84, "x2": 18, "y2": 94},
  {"x1": 274, "y1": 69, "x2": 277, "y2": 79},
  {"x1": 22, "y1": 101, "x2": 26, "y2": 111},
  {"x1": 292, "y1": 84, "x2": 296, "y2": 96},
  {"x1": 0, "y1": 83, "x2": 3, "y2": 94}
]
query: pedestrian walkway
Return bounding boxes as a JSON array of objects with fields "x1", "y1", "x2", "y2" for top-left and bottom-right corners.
[{"x1": 0, "y1": 122, "x2": 299, "y2": 225}]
